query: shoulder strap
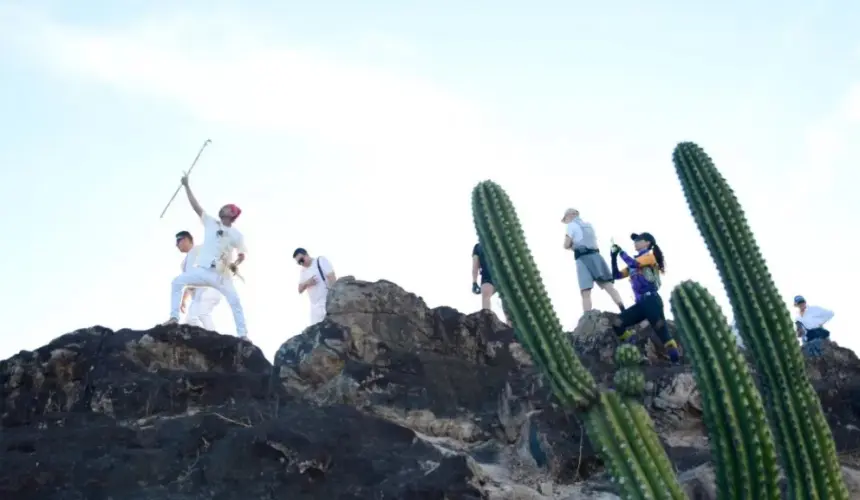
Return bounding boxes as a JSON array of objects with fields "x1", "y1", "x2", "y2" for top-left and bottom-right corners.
[{"x1": 317, "y1": 258, "x2": 326, "y2": 284}]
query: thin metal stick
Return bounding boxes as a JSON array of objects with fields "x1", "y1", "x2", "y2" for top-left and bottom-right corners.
[{"x1": 159, "y1": 139, "x2": 212, "y2": 218}]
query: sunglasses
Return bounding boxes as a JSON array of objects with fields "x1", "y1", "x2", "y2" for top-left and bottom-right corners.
[{"x1": 296, "y1": 257, "x2": 306, "y2": 265}]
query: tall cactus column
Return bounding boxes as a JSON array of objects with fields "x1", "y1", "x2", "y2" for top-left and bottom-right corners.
[
  {"x1": 471, "y1": 180, "x2": 598, "y2": 408},
  {"x1": 671, "y1": 280, "x2": 781, "y2": 499},
  {"x1": 472, "y1": 180, "x2": 685, "y2": 500},
  {"x1": 672, "y1": 142, "x2": 848, "y2": 499}
]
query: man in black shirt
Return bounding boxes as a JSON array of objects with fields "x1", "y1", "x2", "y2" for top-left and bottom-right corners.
[{"x1": 472, "y1": 243, "x2": 512, "y2": 326}]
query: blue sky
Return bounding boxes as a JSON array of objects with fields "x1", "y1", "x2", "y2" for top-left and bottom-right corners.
[{"x1": 1, "y1": 1, "x2": 858, "y2": 361}]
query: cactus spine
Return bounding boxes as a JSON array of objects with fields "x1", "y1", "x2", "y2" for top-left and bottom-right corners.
[
  {"x1": 673, "y1": 142, "x2": 848, "y2": 499},
  {"x1": 472, "y1": 181, "x2": 686, "y2": 499},
  {"x1": 671, "y1": 280, "x2": 781, "y2": 498}
]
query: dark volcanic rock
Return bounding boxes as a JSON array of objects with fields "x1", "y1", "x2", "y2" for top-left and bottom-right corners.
[
  {"x1": 273, "y1": 279, "x2": 607, "y2": 488},
  {"x1": 0, "y1": 325, "x2": 490, "y2": 499},
  {"x1": 273, "y1": 277, "x2": 860, "y2": 497},
  {"x1": 2, "y1": 403, "x2": 487, "y2": 500},
  {"x1": 3, "y1": 277, "x2": 860, "y2": 499}
]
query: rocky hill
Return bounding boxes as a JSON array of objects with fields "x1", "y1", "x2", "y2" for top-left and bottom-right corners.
[{"x1": 2, "y1": 277, "x2": 860, "y2": 499}]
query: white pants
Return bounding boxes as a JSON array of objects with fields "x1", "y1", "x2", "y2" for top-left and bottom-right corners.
[
  {"x1": 310, "y1": 300, "x2": 327, "y2": 325},
  {"x1": 185, "y1": 287, "x2": 222, "y2": 331},
  {"x1": 171, "y1": 266, "x2": 247, "y2": 337}
]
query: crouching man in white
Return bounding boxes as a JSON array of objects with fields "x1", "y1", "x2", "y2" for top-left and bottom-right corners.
[
  {"x1": 162, "y1": 175, "x2": 249, "y2": 338},
  {"x1": 294, "y1": 247, "x2": 336, "y2": 325},
  {"x1": 175, "y1": 230, "x2": 222, "y2": 331}
]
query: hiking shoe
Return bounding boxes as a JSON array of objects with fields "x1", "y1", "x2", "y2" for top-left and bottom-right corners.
[
  {"x1": 667, "y1": 347, "x2": 680, "y2": 364},
  {"x1": 161, "y1": 318, "x2": 179, "y2": 327},
  {"x1": 618, "y1": 329, "x2": 637, "y2": 344}
]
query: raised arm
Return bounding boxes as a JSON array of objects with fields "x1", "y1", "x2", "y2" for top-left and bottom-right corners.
[
  {"x1": 618, "y1": 250, "x2": 657, "y2": 269},
  {"x1": 181, "y1": 175, "x2": 204, "y2": 218},
  {"x1": 611, "y1": 251, "x2": 628, "y2": 280}
]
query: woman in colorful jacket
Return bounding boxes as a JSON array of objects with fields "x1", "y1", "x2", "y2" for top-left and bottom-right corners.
[{"x1": 610, "y1": 232, "x2": 680, "y2": 363}]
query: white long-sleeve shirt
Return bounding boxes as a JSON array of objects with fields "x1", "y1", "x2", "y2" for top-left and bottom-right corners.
[{"x1": 795, "y1": 305, "x2": 834, "y2": 330}]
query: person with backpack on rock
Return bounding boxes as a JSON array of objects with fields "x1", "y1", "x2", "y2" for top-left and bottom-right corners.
[
  {"x1": 561, "y1": 208, "x2": 626, "y2": 313},
  {"x1": 609, "y1": 232, "x2": 680, "y2": 363},
  {"x1": 162, "y1": 174, "x2": 249, "y2": 338},
  {"x1": 472, "y1": 242, "x2": 496, "y2": 310},
  {"x1": 793, "y1": 295, "x2": 834, "y2": 343},
  {"x1": 295, "y1": 248, "x2": 336, "y2": 325},
  {"x1": 175, "y1": 230, "x2": 222, "y2": 331},
  {"x1": 472, "y1": 242, "x2": 513, "y2": 327}
]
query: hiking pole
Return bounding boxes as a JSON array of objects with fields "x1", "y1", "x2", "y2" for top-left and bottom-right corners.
[{"x1": 159, "y1": 139, "x2": 212, "y2": 218}]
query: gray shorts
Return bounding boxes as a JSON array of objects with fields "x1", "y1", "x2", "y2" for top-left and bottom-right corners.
[{"x1": 575, "y1": 252, "x2": 614, "y2": 291}]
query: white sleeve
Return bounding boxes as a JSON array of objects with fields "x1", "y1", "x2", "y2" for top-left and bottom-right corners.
[
  {"x1": 816, "y1": 307, "x2": 835, "y2": 323},
  {"x1": 567, "y1": 222, "x2": 584, "y2": 244},
  {"x1": 234, "y1": 231, "x2": 248, "y2": 255},
  {"x1": 319, "y1": 256, "x2": 334, "y2": 274},
  {"x1": 200, "y1": 211, "x2": 216, "y2": 225}
]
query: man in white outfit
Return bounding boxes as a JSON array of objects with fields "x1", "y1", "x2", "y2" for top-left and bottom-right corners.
[
  {"x1": 175, "y1": 230, "x2": 222, "y2": 331},
  {"x1": 162, "y1": 174, "x2": 249, "y2": 338},
  {"x1": 793, "y1": 295, "x2": 834, "y2": 343},
  {"x1": 294, "y1": 247, "x2": 336, "y2": 325}
]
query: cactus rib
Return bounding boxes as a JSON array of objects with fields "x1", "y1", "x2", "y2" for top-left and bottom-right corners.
[
  {"x1": 671, "y1": 280, "x2": 780, "y2": 499},
  {"x1": 585, "y1": 394, "x2": 686, "y2": 499},
  {"x1": 673, "y1": 142, "x2": 848, "y2": 499}
]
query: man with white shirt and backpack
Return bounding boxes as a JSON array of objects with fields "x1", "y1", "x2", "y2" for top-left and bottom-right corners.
[
  {"x1": 294, "y1": 248, "x2": 336, "y2": 325},
  {"x1": 561, "y1": 208, "x2": 626, "y2": 313},
  {"x1": 162, "y1": 174, "x2": 249, "y2": 338},
  {"x1": 793, "y1": 295, "x2": 834, "y2": 343},
  {"x1": 174, "y1": 230, "x2": 222, "y2": 331}
]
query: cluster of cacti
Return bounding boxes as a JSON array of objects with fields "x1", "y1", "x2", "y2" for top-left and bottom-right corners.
[
  {"x1": 471, "y1": 141, "x2": 847, "y2": 500},
  {"x1": 672, "y1": 142, "x2": 848, "y2": 499},
  {"x1": 473, "y1": 181, "x2": 686, "y2": 499}
]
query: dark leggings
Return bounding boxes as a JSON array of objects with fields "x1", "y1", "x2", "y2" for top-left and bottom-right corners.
[
  {"x1": 611, "y1": 292, "x2": 676, "y2": 347},
  {"x1": 804, "y1": 327, "x2": 830, "y2": 341}
]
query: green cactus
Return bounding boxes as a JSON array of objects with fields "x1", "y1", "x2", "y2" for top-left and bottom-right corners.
[
  {"x1": 671, "y1": 280, "x2": 781, "y2": 498},
  {"x1": 673, "y1": 142, "x2": 848, "y2": 499},
  {"x1": 472, "y1": 181, "x2": 686, "y2": 499},
  {"x1": 473, "y1": 166, "x2": 846, "y2": 499},
  {"x1": 614, "y1": 345, "x2": 646, "y2": 397}
]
